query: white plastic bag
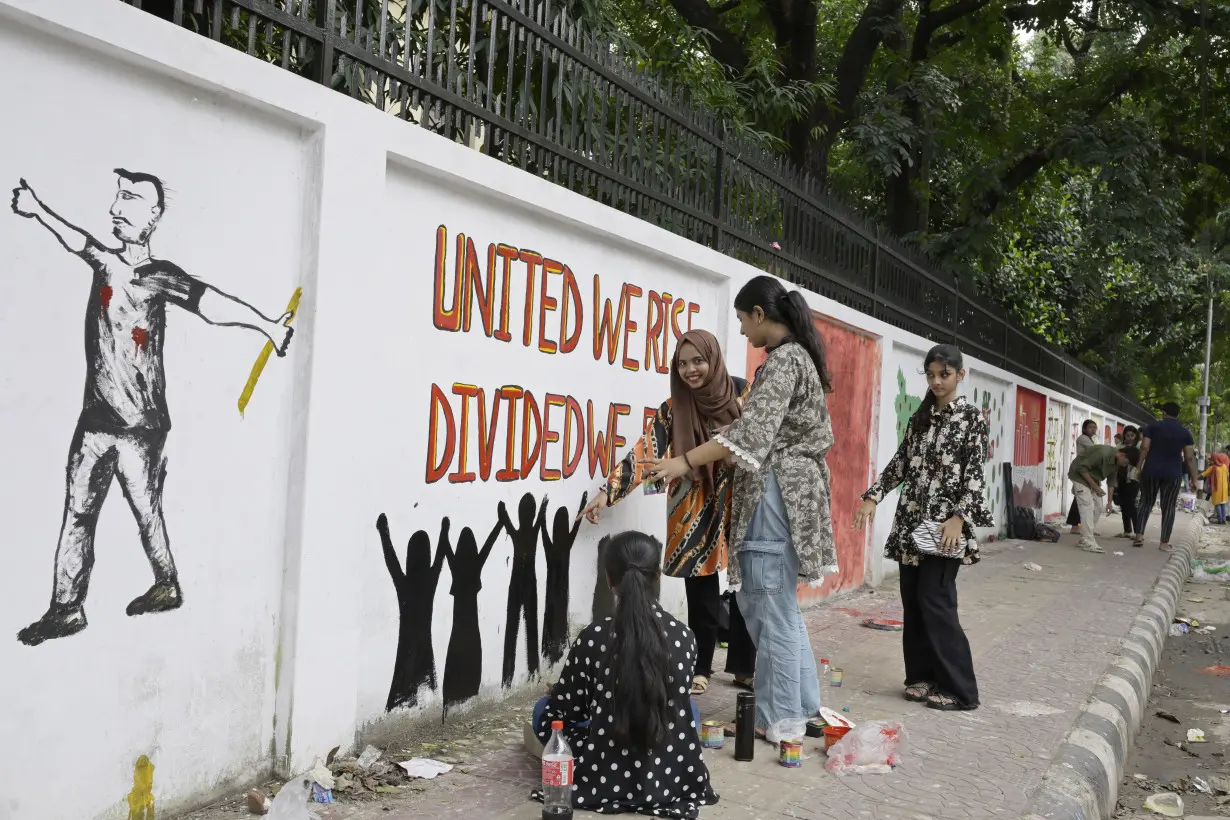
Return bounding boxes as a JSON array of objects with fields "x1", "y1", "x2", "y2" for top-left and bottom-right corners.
[
  {"x1": 824, "y1": 721, "x2": 906, "y2": 775},
  {"x1": 267, "y1": 778, "x2": 314, "y2": 820}
]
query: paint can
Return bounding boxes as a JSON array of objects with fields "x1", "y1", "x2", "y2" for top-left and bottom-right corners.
[
  {"x1": 700, "y1": 721, "x2": 725, "y2": 750},
  {"x1": 644, "y1": 477, "x2": 666, "y2": 495},
  {"x1": 829, "y1": 667, "x2": 844, "y2": 687},
  {"x1": 778, "y1": 738, "x2": 804, "y2": 768},
  {"x1": 805, "y1": 718, "x2": 827, "y2": 738}
]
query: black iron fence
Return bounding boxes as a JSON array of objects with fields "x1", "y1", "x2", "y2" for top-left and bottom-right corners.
[{"x1": 122, "y1": 0, "x2": 1152, "y2": 420}]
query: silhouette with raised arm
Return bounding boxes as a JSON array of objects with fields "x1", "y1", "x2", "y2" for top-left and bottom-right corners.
[
  {"x1": 541, "y1": 492, "x2": 589, "y2": 665},
  {"x1": 499, "y1": 493, "x2": 546, "y2": 688},
  {"x1": 441, "y1": 517, "x2": 504, "y2": 714},
  {"x1": 377, "y1": 513, "x2": 447, "y2": 711},
  {"x1": 11, "y1": 172, "x2": 295, "y2": 647}
]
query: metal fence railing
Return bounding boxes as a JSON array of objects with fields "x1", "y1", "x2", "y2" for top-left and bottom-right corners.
[{"x1": 122, "y1": 0, "x2": 1154, "y2": 421}]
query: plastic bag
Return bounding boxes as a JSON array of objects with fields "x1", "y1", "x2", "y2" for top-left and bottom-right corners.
[
  {"x1": 268, "y1": 778, "x2": 314, "y2": 820},
  {"x1": 770, "y1": 718, "x2": 806, "y2": 745},
  {"x1": 823, "y1": 720, "x2": 906, "y2": 775}
]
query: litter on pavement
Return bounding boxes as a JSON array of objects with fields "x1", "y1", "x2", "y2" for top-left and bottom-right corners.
[{"x1": 397, "y1": 759, "x2": 454, "y2": 779}]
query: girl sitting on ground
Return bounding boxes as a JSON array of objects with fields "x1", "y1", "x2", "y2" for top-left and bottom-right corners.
[{"x1": 530, "y1": 531, "x2": 719, "y2": 818}]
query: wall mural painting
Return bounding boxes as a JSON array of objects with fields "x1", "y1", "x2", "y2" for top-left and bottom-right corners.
[
  {"x1": 440, "y1": 516, "x2": 504, "y2": 715},
  {"x1": 376, "y1": 221, "x2": 706, "y2": 716},
  {"x1": 1045, "y1": 403, "x2": 1062, "y2": 492},
  {"x1": 540, "y1": 493, "x2": 588, "y2": 666},
  {"x1": 377, "y1": 514, "x2": 447, "y2": 711},
  {"x1": 10, "y1": 173, "x2": 297, "y2": 647},
  {"x1": 126, "y1": 755, "x2": 155, "y2": 820},
  {"x1": 893, "y1": 367, "x2": 924, "y2": 444},
  {"x1": 970, "y1": 386, "x2": 1006, "y2": 517}
]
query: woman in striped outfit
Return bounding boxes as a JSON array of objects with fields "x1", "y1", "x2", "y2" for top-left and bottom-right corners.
[{"x1": 579, "y1": 329, "x2": 755, "y2": 695}]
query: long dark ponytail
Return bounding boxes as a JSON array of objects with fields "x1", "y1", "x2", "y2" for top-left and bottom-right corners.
[
  {"x1": 605, "y1": 531, "x2": 671, "y2": 753},
  {"x1": 733, "y1": 275, "x2": 833, "y2": 392},
  {"x1": 909, "y1": 344, "x2": 964, "y2": 437}
]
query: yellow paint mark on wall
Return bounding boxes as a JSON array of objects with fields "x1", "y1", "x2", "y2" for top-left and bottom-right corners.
[
  {"x1": 238, "y1": 287, "x2": 303, "y2": 417},
  {"x1": 127, "y1": 755, "x2": 155, "y2": 820}
]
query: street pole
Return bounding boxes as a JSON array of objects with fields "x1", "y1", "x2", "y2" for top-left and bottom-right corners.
[{"x1": 1199, "y1": 288, "x2": 1213, "y2": 467}]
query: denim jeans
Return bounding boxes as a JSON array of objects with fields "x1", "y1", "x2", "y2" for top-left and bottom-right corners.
[
  {"x1": 533, "y1": 695, "x2": 700, "y2": 735},
  {"x1": 736, "y1": 470, "x2": 822, "y2": 734}
]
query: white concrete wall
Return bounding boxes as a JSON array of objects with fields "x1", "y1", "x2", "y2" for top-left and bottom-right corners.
[{"x1": 0, "y1": 1, "x2": 1146, "y2": 817}]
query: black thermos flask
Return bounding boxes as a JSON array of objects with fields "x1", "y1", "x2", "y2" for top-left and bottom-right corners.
[{"x1": 734, "y1": 692, "x2": 756, "y2": 761}]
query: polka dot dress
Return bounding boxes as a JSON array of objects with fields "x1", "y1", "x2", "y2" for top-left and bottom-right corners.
[{"x1": 530, "y1": 607, "x2": 720, "y2": 817}]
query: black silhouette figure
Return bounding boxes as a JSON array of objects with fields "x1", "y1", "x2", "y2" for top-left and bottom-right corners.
[
  {"x1": 540, "y1": 492, "x2": 588, "y2": 665},
  {"x1": 441, "y1": 517, "x2": 504, "y2": 714},
  {"x1": 499, "y1": 494, "x2": 546, "y2": 688},
  {"x1": 377, "y1": 513, "x2": 447, "y2": 712}
]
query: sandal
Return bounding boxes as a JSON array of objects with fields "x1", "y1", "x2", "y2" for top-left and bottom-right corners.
[
  {"x1": 1133, "y1": 536, "x2": 1145, "y2": 548},
  {"x1": 690, "y1": 675, "x2": 710, "y2": 696},
  {"x1": 722, "y1": 723, "x2": 768, "y2": 740},
  {"x1": 1114, "y1": 532, "x2": 1132, "y2": 539},
  {"x1": 1158, "y1": 542, "x2": 1173, "y2": 552},
  {"x1": 926, "y1": 692, "x2": 978, "y2": 712},
  {"x1": 731, "y1": 675, "x2": 754, "y2": 692},
  {"x1": 904, "y1": 682, "x2": 935, "y2": 702}
]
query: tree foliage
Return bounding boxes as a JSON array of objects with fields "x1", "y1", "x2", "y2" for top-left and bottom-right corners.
[{"x1": 583, "y1": 0, "x2": 1230, "y2": 397}]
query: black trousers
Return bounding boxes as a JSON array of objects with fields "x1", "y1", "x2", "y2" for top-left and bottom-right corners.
[
  {"x1": 685, "y1": 574, "x2": 755, "y2": 678},
  {"x1": 1118, "y1": 483, "x2": 1140, "y2": 534},
  {"x1": 1136, "y1": 477, "x2": 1183, "y2": 542},
  {"x1": 899, "y1": 559, "x2": 979, "y2": 707}
]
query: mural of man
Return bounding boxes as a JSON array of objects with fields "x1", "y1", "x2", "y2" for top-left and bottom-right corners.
[{"x1": 10, "y1": 170, "x2": 295, "y2": 647}]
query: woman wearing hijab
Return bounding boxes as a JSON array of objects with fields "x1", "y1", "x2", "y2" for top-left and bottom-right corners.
[{"x1": 580, "y1": 329, "x2": 756, "y2": 695}]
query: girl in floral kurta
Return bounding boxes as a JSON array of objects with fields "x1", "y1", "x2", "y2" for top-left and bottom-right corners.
[
  {"x1": 854, "y1": 344, "x2": 993, "y2": 711},
  {"x1": 643, "y1": 276, "x2": 838, "y2": 738}
]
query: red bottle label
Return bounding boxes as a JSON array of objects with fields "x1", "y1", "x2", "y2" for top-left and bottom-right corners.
[{"x1": 542, "y1": 757, "x2": 573, "y2": 787}]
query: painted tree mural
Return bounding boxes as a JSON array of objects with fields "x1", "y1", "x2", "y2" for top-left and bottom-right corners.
[{"x1": 894, "y1": 368, "x2": 923, "y2": 444}]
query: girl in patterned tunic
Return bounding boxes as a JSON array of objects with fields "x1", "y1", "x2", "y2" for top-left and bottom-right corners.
[
  {"x1": 853, "y1": 344, "x2": 994, "y2": 711},
  {"x1": 643, "y1": 275, "x2": 838, "y2": 741},
  {"x1": 530, "y1": 531, "x2": 719, "y2": 818},
  {"x1": 579, "y1": 329, "x2": 756, "y2": 695}
]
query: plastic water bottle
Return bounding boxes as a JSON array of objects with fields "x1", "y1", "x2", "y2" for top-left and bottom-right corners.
[
  {"x1": 542, "y1": 720, "x2": 574, "y2": 819},
  {"x1": 820, "y1": 657, "x2": 830, "y2": 687}
]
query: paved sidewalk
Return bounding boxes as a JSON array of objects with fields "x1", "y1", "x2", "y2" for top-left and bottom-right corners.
[{"x1": 185, "y1": 514, "x2": 1194, "y2": 820}]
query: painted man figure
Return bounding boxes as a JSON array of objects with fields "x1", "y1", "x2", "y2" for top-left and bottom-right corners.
[{"x1": 10, "y1": 170, "x2": 294, "y2": 646}]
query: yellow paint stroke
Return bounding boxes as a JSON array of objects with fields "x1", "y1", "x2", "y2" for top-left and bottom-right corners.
[
  {"x1": 127, "y1": 755, "x2": 155, "y2": 820},
  {"x1": 238, "y1": 287, "x2": 303, "y2": 417}
]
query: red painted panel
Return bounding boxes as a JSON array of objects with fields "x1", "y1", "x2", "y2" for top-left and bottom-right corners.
[
  {"x1": 745, "y1": 314, "x2": 879, "y2": 601},
  {"x1": 1014, "y1": 387, "x2": 1046, "y2": 467}
]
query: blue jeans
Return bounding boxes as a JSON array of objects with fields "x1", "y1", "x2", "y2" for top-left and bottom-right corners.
[
  {"x1": 1218, "y1": 502, "x2": 1227, "y2": 523},
  {"x1": 736, "y1": 470, "x2": 822, "y2": 733},
  {"x1": 533, "y1": 696, "x2": 700, "y2": 735}
]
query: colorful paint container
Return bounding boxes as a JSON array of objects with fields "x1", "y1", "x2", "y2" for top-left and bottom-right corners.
[
  {"x1": 700, "y1": 721, "x2": 725, "y2": 750},
  {"x1": 829, "y1": 668, "x2": 844, "y2": 687},
  {"x1": 778, "y1": 739, "x2": 803, "y2": 768}
]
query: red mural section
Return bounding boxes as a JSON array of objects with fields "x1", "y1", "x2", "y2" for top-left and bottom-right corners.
[
  {"x1": 1013, "y1": 387, "x2": 1047, "y2": 509},
  {"x1": 746, "y1": 314, "x2": 879, "y2": 601}
]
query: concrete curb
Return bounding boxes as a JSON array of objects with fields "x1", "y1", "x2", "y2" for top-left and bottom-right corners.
[{"x1": 1020, "y1": 514, "x2": 1203, "y2": 820}]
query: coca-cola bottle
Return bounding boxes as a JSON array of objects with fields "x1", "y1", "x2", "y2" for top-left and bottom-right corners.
[{"x1": 541, "y1": 720, "x2": 574, "y2": 819}]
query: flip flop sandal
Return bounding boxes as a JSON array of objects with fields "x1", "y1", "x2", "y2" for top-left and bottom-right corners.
[
  {"x1": 904, "y1": 682, "x2": 934, "y2": 702},
  {"x1": 926, "y1": 692, "x2": 978, "y2": 712},
  {"x1": 722, "y1": 723, "x2": 769, "y2": 740},
  {"x1": 690, "y1": 675, "x2": 710, "y2": 696}
]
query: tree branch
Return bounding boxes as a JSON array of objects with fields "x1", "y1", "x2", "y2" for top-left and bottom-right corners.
[
  {"x1": 665, "y1": 0, "x2": 750, "y2": 75},
  {"x1": 810, "y1": 0, "x2": 907, "y2": 168},
  {"x1": 1161, "y1": 138, "x2": 1230, "y2": 179}
]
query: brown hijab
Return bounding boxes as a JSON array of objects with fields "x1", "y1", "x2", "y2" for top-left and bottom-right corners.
[{"x1": 670, "y1": 330, "x2": 741, "y2": 490}]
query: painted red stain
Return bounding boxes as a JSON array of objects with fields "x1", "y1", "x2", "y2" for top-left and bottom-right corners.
[
  {"x1": 747, "y1": 313, "x2": 879, "y2": 602},
  {"x1": 132, "y1": 327, "x2": 149, "y2": 352},
  {"x1": 99, "y1": 286, "x2": 113, "y2": 310}
]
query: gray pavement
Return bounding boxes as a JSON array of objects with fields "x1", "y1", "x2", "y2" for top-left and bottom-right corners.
[{"x1": 183, "y1": 512, "x2": 1194, "y2": 820}]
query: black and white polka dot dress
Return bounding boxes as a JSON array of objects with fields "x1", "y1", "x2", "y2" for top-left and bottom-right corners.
[{"x1": 530, "y1": 606, "x2": 720, "y2": 817}]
